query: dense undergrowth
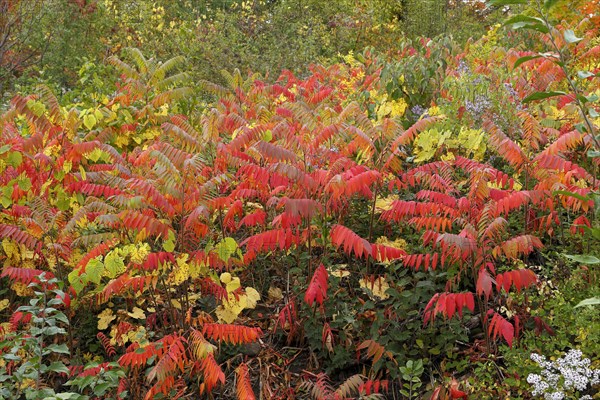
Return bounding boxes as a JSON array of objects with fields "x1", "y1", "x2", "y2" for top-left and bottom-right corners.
[{"x1": 0, "y1": 0, "x2": 599, "y2": 399}]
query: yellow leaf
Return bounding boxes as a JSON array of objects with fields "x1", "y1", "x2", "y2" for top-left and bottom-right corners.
[
  {"x1": 226, "y1": 277, "x2": 241, "y2": 293},
  {"x1": 79, "y1": 165, "x2": 87, "y2": 181},
  {"x1": 11, "y1": 282, "x2": 33, "y2": 297},
  {"x1": 97, "y1": 309, "x2": 116, "y2": 330},
  {"x1": 0, "y1": 323, "x2": 11, "y2": 335},
  {"x1": 63, "y1": 160, "x2": 72, "y2": 173},
  {"x1": 189, "y1": 260, "x2": 207, "y2": 279},
  {"x1": 330, "y1": 268, "x2": 350, "y2": 278},
  {"x1": 127, "y1": 307, "x2": 146, "y2": 320},
  {"x1": 127, "y1": 326, "x2": 149, "y2": 347},
  {"x1": 375, "y1": 196, "x2": 397, "y2": 212},
  {"x1": 244, "y1": 287, "x2": 260, "y2": 309},
  {"x1": 129, "y1": 243, "x2": 150, "y2": 264},
  {"x1": 2, "y1": 238, "x2": 20, "y2": 262},
  {"x1": 215, "y1": 299, "x2": 244, "y2": 323},
  {"x1": 220, "y1": 272, "x2": 232, "y2": 284},
  {"x1": 359, "y1": 277, "x2": 390, "y2": 300},
  {"x1": 192, "y1": 337, "x2": 217, "y2": 359},
  {"x1": 171, "y1": 256, "x2": 189, "y2": 285},
  {"x1": 375, "y1": 236, "x2": 407, "y2": 250},
  {"x1": 171, "y1": 299, "x2": 182, "y2": 309},
  {"x1": 0, "y1": 299, "x2": 9, "y2": 312}
]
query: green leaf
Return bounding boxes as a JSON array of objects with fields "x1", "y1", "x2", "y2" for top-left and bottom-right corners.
[
  {"x1": 543, "y1": 0, "x2": 559, "y2": 9},
  {"x1": 513, "y1": 55, "x2": 542, "y2": 69},
  {"x1": 17, "y1": 177, "x2": 31, "y2": 192},
  {"x1": 162, "y1": 230, "x2": 176, "y2": 252},
  {"x1": 584, "y1": 93, "x2": 599, "y2": 102},
  {"x1": 563, "y1": 29, "x2": 583, "y2": 43},
  {"x1": 26, "y1": 100, "x2": 46, "y2": 117},
  {"x1": 55, "y1": 393, "x2": 85, "y2": 400},
  {"x1": 574, "y1": 297, "x2": 600, "y2": 308},
  {"x1": 0, "y1": 145, "x2": 10, "y2": 155},
  {"x1": 522, "y1": 91, "x2": 567, "y2": 103},
  {"x1": 504, "y1": 15, "x2": 546, "y2": 26},
  {"x1": 488, "y1": 0, "x2": 527, "y2": 5},
  {"x1": 1, "y1": 196, "x2": 11, "y2": 208},
  {"x1": 577, "y1": 70, "x2": 595, "y2": 79},
  {"x1": 46, "y1": 343, "x2": 70, "y2": 354},
  {"x1": 104, "y1": 251, "x2": 125, "y2": 278},
  {"x1": 564, "y1": 254, "x2": 600, "y2": 264},
  {"x1": 215, "y1": 237, "x2": 238, "y2": 263},
  {"x1": 588, "y1": 150, "x2": 600, "y2": 158},
  {"x1": 7, "y1": 151, "x2": 22, "y2": 167},
  {"x1": 504, "y1": 15, "x2": 549, "y2": 33},
  {"x1": 83, "y1": 114, "x2": 97, "y2": 130},
  {"x1": 48, "y1": 361, "x2": 70, "y2": 374},
  {"x1": 56, "y1": 189, "x2": 71, "y2": 211},
  {"x1": 68, "y1": 269, "x2": 86, "y2": 294},
  {"x1": 86, "y1": 258, "x2": 104, "y2": 284},
  {"x1": 262, "y1": 129, "x2": 272, "y2": 142},
  {"x1": 93, "y1": 382, "x2": 112, "y2": 396},
  {"x1": 553, "y1": 190, "x2": 590, "y2": 202}
]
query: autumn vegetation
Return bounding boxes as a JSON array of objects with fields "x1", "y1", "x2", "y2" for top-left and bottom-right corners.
[{"x1": 0, "y1": 0, "x2": 599, "y2": 399}]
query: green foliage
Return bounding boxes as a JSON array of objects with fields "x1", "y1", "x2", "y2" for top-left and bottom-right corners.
[
  {"x1": 0, "y1": 275, "x2": 75, "y2": 399},
  {"x1": 399, "y1": 359, "x2": 424, "y2": 399}
]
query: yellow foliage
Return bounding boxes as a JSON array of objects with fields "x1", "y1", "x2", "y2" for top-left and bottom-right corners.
[
  {"x1": 171, "y1": 299, "x2": 182, "y2": 309},
  {"x1": 219, "y1": 272, "x2": 232, "y2": 284},
  {"x1": 2, "y1": 238, "x2": 20, "y2": 262},
  {"x1": 413, "y1": 126, "x2": 486, "y2": 162},
  {"x1": 215, "y1": 296, "x2": 245, "y2": 324},
  {"x1": 127, "y1": 307, "x2": 146, "y2": 320},
  {"x1": 11, "y1": 282, "x2": 33, "y2": 297},
  {"x1": 375, "y1": 236, "x2": 407, "y2": 250},
  {"x1": 170, "y1": 254, "x2": 190, "y2": 285},
  {"x1": 413, "y1": 128, "x2": 451, "y2": 162},
  {"x1": 97, "y1": 308, "x2": 116, "y2": 330},
  {"x1": 188, "y1": 259, "x2": 208, "y2": 279},
  {"x1": 128, "y1": 326, "x2": 149, "y2": 347},
  {"x1": 129, "y1": 243, "x2": 150, "y2": 264},
  {"x1": 215, "y1": 273, "x2": 261, "y2": 323},
  {"x1": 328, "y1": 264, "x2": 351, "y2": 278},
  {"x1": 454, "y1": 127, "x2": 486, "y2": 160},
  {"x1": 244, "y1": 287, "x2": 260, "y2": 309},
  {"x1": 0, "y1": 299, "x2": 9, "y2": 312},
  {"x1": 0, "y1": 322, "x2": 11, "y2": 334},
  {"x1": 359, "y1": 276, "x2": 390, "y2": 300}
]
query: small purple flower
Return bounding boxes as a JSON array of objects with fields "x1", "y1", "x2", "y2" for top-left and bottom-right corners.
[
  {"x1": 411, "y1": 105, "x2": 428, "y2": 118},
  {"x1": 457, "y1": 60, "x2": 470, "y2": 75},
  {"x1": 465, "y1": 95, "x2": 491, "y2": 118}
]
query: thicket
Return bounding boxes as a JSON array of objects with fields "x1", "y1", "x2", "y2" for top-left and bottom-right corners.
[{"x1": 0, "y1": 0, "x2": 599, "y2": 399}]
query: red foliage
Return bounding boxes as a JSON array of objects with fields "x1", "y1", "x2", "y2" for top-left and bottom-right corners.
[
  {"x1": 423, "y1": 292, "x2": 475, "y2": 325},
  {"x1": 330, "y1": 224, "x2": 372, "y2": 259},
  {"x1": 202, "y1": 323, "x2": 262, "y2": 345},
  {"x1": 304, "y1": 264, "x2": 329, "y2": 307}
]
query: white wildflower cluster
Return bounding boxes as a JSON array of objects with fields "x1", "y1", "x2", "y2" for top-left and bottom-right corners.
[{"x1": 527, "y1": 349, "x2": 600, "y2": 400}]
